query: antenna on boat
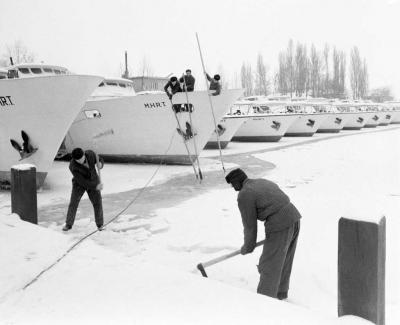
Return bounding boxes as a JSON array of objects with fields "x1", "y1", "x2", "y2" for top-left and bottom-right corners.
[
  {"x1": 9, "y1": 57, "x2": 14, "y2": 66},
  {"x1": 195, "y1": 32, "x2": 226, "y2": 173}
]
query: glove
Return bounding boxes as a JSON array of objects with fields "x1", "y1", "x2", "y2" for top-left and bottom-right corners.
[{"x1": 168, "y1": 93, "x2": 172, "y2": 100}]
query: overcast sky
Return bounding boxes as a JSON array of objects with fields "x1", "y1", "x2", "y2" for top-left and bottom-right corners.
[{"x1": 1, "y1": 0, "x2": 399, "y2": 97}]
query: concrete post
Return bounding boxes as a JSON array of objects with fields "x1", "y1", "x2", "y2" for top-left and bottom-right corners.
[
  {"x1": 338, "y1": 217, "x2": 385, "y2": 325},
  {"x1": 11, "y1": 164, "x2": 37, "y2": 224}
]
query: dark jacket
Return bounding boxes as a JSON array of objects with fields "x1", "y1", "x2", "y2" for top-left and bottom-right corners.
[
  {"x1": 238, "y1": 178, "x2": 302, "y2": 253},
  {"x1": 180, "y1": 75, "x2": 195, "y2": 92},
  {"x1": 206, "y1": 73, "x2": 221, "y2": 96},
  {"x1": 164, "y1": 81, "x2": 182, "y2": 96},
  {"x1": 69, "y1": 150, "x2": 103, "y2": 190}
]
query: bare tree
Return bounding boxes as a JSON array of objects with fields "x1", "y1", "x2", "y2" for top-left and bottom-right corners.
[
  {"x1": 339, "y1": 50, "x2": 346, "y2": 97},
  {"x1": 322, "y1": 44, "x2": 330, "y2": 97},
  {"x1": 286, "y1": 39, "x2": 295, "y2": 97},
  {"x1": 240, "y1": 62, "x2": 254, "y2": 96},
  {"x1": 1, "y1": 40, "x2": 35, "y2": 65},
  {"x1": 309, "y1": 44, "x2": 322, "y2": 98},
  {"x1": 137, "y1": 56, "x2": 153, "y2": 76},
  {"x1": 277, "y1": 52, "x2": 288, "y2": 95},
  {"x1": 294, "y1": 43, "x2": 308, "y2": 97},
  {"x1": 349, "y1": 46, "x2": 368, "y2": 99},
  {"x1": 254, "y1": 53, "x2": 270, "y2": 96}
]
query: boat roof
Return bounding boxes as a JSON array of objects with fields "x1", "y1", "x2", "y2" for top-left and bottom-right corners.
[
  {"x1": 102, "y1": 77, "x2": 133, "y2": 84},
  {"x1": 6, "y1": 62, "x2": 69, "y2": 72}
]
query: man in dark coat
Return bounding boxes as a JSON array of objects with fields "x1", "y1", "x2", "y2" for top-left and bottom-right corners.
[
  {"x1": 63, "y1": 148, "x2": 104, "y2": 231},
  {"x1": 226, "y1": 168, "x2": 301, "y2": 300},
  {"x1": 179, "y1": 69, "x2": 195, "y2": 92},
  {"x1": 164, "y1": 76, "x2": 182, "y2": 100},
  {"x1": 206, "y1": 72, "x2": 221, "y2": 96}
]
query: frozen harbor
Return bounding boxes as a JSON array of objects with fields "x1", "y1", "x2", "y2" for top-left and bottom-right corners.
[{"x1": 0, "y1": 125, "x2": 399, "y2": 324}]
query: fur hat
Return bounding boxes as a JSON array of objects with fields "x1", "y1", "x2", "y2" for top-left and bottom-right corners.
[
  {"x1": 170, "y1": 76, "x2": 178, "y2": 82},
  {"x1": 71, "y1": 147, "x2": 84, "y2": 160},
  {"x1": 225, "y1": 168, "x2": 247, "y2": 184},
  {"x1": 214, "y1": 74, "x2": 221, "y2": 81}
]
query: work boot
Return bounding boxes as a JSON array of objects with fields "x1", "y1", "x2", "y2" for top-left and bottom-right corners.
[
  {"x1": 97, "y1": 225, "x2": 105, "y2": 231},
  {"x1": 62, "y1": 224, "x2": 72, "y2": 232}
]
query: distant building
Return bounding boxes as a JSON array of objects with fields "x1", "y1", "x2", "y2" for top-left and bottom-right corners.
[
  {"x1": 129, "y1": 76, "x2": 169, "y2": 92},
  {"x1": 121, "y1": 51, "x2": 169, "y2": 92}
]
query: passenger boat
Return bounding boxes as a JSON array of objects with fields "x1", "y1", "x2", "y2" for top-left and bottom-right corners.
[
  {"x1": 65, "y1": 79, "x2": 243, "y2": 164},
  {"x1": 386, "y1": 102, "x2": 400, "y2": 124},
  {"x1": 334, "y1": 103, "x2": 371, "y2": 130},
  {"x1": 204, "y1": 114, "x2": 248, "y2": 149},
  {"x1": 283, "y1": 103, "x2": 327, "y2": 137},
  {"x1": 231, "y1": 101, "x2": 299, "y2": 142},
  {"x1": 0, "y1": 63, "x2": 102, "y2": 187}
]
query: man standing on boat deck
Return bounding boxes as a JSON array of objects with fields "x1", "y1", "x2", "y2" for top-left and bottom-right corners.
[
  {"x1": 225, "y1": 168, "x2": 301, "y2": 300},
  {"x1": 179, "y1": 69, "x2": 195, "y2": 92},
  {"x1": 205, "y1": 72, "x2": 221, "y2": 96},
  {"x1": 164, "y1": 76, "x2": 182, "y2": 100},
  {"x1": 63, "y1": 148, "x2": 104, "y2": 232}
]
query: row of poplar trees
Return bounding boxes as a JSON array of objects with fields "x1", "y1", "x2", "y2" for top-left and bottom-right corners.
[{"x1": 241, "y1": 40, "x2": 368, "y2": 100}]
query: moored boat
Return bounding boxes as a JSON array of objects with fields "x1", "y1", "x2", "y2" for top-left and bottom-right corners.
[
  {"x1": 0, "y1": 63, "x2": 103, "y2": 187},
  {"x1": 231, "y1": 101, "x2": 299, "y2": 142},
  {"x1": 65, "y1": 81, "x2": 244, "y2": 164},
  {"x1": 204, "y1": 114, "x2": 248, "y2": 149}
]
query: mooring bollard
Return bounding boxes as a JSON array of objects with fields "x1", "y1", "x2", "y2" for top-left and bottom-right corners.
[
  {"x1": 338, "y1": 216, "x2": 386, "y2": 325},
  {"x1": 11, "y1": 164, "x2": 38, "y2": 224}
]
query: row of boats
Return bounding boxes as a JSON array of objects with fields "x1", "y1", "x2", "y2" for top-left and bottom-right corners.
[{"x1": 1, "y1": 63, "x2": 399, "y2": 187}]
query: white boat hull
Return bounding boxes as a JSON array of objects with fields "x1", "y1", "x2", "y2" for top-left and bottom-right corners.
[
  {"x1": 390, "y1": 111, "x2": 400, "y2": 124},
  {"x1": 232, "y1": 114, "x2": 299, "y2": 142},
  {"x1": 285, "y1": 114, "x2": 327, "y2": 136},
  {"x1": 65, "y1": 89, "x2": 243, "y2": 164},
  {"x1": 364, "y1": 112, "x2": 381, "y2": 128},
  {"x1": 205, "y1": 115, "x2": 248, "y2": 149},
  {"x1": 316, "y1": 113, "x2": 350, "y2": 133},
  {"x1": 342, "y1": 112, "x2": 371, "y2": 130},
  {"x1": 0, "y1": 75, "x2": 103, "y2": 186},
  {"x1": 377, "y1": 111, "x2": 393, "y2": 126}
]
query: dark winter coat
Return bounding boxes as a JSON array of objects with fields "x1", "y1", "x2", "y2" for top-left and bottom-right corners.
[
  {"x1": 164, "y1": 81, "x2": 182, "y2": 96},
  {"x1": 206, "y1": 73, "x2": 221, "y2": 96},
  {"x1": 237, "y1": 178, "x2": 302, "y2": 254},
  {"x1": 180, "y1": 75, "x2": 195, "y2": 91},
  {"x1": 69, "y1": 150, "x2": 103, "y2": 190}
]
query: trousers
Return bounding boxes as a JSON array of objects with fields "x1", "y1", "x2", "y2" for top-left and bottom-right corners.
[
  {"x1": 66, "y1": 183, "x2": 103, "y2": 228},
  {"x1": 257, "y1": 221, "x2": 300, "y2": 299}
]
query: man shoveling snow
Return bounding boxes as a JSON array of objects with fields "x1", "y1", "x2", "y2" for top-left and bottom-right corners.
[{"x1": 225, "y1": 168, "x2": 302, "y2": 300}]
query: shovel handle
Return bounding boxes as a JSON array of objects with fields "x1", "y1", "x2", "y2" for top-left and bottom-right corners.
[{"x1": 198, "y1": 240, "x2": 265, "y2": 276}]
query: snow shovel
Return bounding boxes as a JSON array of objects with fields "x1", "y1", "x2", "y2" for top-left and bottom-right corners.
[{"x1": 197, "y1": 240, "x2": 265, "y2": 277}]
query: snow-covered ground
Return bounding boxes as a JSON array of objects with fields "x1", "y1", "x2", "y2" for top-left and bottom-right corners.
[{"x1": 1, "y1": 125, "x2": 399, "y2": 324}]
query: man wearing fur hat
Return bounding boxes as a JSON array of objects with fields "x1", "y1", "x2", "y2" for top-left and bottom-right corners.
[{"x1": 225, "y1": 168, "x2": 301, "y2": 300}]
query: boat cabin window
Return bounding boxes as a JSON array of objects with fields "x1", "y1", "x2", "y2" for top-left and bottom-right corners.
[
  {"x1": 54, "y1": 69, "x2": 61, "y2": 74},
  {"x1": 43, "y1": 68, "x2": 53, "y2": 73},
  {"x1": 106, "y1": 82, "x2": 118, "y2": 86},
  {"x1": 31, "y1": 68, "x2": 42, "y2": 74},
  {"x1": 99, "y1": 82, "x2": 105, "y2": 87},
  {"x1": 119, "y1": 83, "x2": 126, "y2": 88},
  {"x1": 18, "y1": 68, "x2": 30, "y2": 74}
]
